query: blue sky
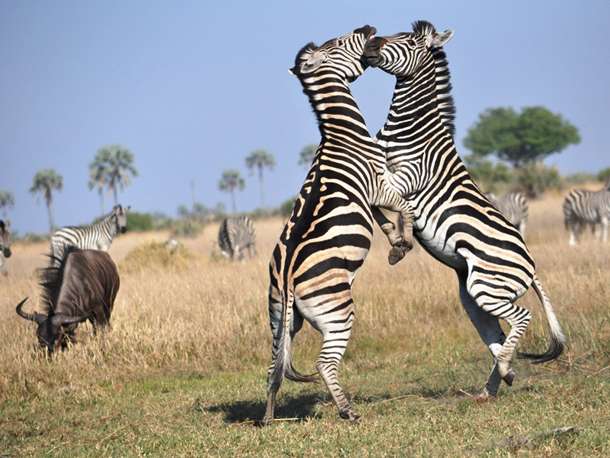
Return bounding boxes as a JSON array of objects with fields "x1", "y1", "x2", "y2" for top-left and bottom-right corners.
[{"x1": 1, "y1": 0, "x2": 609, "y2": 234}]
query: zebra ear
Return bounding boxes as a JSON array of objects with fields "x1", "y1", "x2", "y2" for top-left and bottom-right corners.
[{"x1": 428, "y1": 29, "x2": 453, "y2": 48}]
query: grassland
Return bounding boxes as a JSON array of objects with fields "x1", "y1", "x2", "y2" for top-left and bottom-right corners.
[{"x1": 1, "y1": 192, "x2": 609, "y2": 456}]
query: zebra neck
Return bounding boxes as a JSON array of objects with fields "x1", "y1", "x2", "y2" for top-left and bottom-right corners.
[
  {"x1": 300, "y1": 73, "x2": 375, "y2": 157},
  {"x1": 97, "y1": 214, "x2": 117, "y2": 238}
]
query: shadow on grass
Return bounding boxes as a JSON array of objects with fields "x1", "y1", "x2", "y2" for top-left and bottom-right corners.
[{"x1": 201, "y1": 392, "x2": 323, "y2": 424}]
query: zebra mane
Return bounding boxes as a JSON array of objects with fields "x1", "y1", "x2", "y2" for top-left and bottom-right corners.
[{"x1": 408, "y1": 20, "x2": 456, "y2": 136}]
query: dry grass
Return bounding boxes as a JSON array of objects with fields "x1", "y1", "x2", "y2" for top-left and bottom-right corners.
[{"x1": 1, "y1": 192, "x2": 609, "y2": 456}]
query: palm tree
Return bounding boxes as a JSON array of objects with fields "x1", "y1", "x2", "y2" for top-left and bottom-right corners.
[
  {"x1": 245, "y1": 149, "x2": 275, "y2": 208},
  {"x1": 88, "y1": 158, "x2": 108, "y2": 216},
  {"x1": 30, "y1": 169, "x2": 63, "y2": 233},
  {"x1": 92, "y1": 145, "x2": 138, "y2": 205},
  {"x1": 298, "y1": 144, "x2": 318, "y2": 168},
  {"x1": 218, "y1": 169, "x2": 245, "y2": 213},
  {"x1": 0, "y1": 190, "x2": 15, "y2": 219}
]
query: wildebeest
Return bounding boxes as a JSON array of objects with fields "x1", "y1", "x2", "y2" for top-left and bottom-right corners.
[
  {"x1": 15, "y1": 247, "x2": 120, "y2": 354},
  {"x1": 0, "y1": 219, "x2": 12, "y2": 275}
]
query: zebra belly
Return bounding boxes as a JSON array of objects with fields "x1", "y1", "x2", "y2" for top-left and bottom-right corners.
[{"x1": 415, "y1": 222, "x2": 463, "y2": 270}]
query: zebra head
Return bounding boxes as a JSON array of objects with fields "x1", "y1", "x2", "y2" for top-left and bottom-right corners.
[
  {"x1": 15, "y1": 298, "x2": 89, "y2": 355},
  {"x1": 112, "y1": 205, "x2": 130, "y2": 234},
  {"x1": 364, "y1": 20, "x2": 453, "y2": 76},
  {"x1": 0, "y1": 219, "x2": 11, "y2": 258},
  {"x1": 290, "y1": 25, "x2": 377, "y2": 82}
]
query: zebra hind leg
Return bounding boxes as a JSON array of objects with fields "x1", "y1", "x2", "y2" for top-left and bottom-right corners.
[{"x1": 314, "y1": 298, "x2": 358, "y2": 421}]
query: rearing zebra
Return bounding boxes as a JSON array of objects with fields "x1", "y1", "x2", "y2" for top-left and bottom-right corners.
[
  {"x1": 217, "y1": 215, "x2": 257, "y2": 260},
  {"x1": 486, "y1": 192, "x2": 529, "y2": 236},
  {"x1": 0, "y1": 220, "x2": 12, "y2": 275},
  {"x1": 563, "y1": 186, "x2": 610, "y2": 245},
  {"x1": 263, "y1": 25, "x2": 415, "y2": 424},
  {"x1": 50, "y1": 205, "x2": 129, "y2": 266},
  {"x1": 365, "y1": 21, "x2": 565, "y2": 399}
]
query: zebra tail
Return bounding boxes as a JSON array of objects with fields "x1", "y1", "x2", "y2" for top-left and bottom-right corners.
[
  {"x1": 518, "y1": 275, "x2": 566, "y2": 364},
  {"x1": 269, "y1": 292, "x2": 317, "y2": 391}
]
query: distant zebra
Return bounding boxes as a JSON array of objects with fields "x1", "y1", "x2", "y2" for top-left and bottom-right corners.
[
  {"x1": 263, "y1": 26, "x2": 415, "y2": 425},
  {"x1": 0, "y1": 220, "x2": 12, "y2": 275},
  {"x1": 50, "y1": 205, "x2": 129, "y2": 266},
  {"x1": 563, "y1": 188, "x2": 610, "y2": 245},
  {"x1": 486, "y1": 192, "x2": 529, "y2": 236},
  {"x1": 364, "y1": 21, "x2": 565, "y2": 400},
  {"x1": 218, "y1": 216, "x2": 257, "y2": 260}
]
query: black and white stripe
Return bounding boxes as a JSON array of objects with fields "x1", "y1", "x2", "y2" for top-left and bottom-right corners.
[
  {"x1": 486, "y1": 192, "x2": 529, "y2": 236},
  {"x1": 50, "y1": 205, "x2": 129, "y2": 266},
  {"x1": 218, "y1": 216, "x2": 256, "y2": 260},
  {"x1": 0, "y1": 219, "x2": 11, "y2": 275},
  {"x1": 263, "y1": 25, "x2": 415, "y2": 424},
  {"x1": 365, "y1": 21, "x2": 565, "y2": 398},
  {"x1": 563, "y1": 187, "x2": 610, "y2": 245}
]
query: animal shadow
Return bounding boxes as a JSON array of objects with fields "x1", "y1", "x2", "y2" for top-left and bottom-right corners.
[{"x1": 203, "y1": 392, "x2": 323, "y2": 425}]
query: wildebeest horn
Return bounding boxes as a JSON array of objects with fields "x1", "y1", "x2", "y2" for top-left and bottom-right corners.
[
  {"x1": 15, "y1": 298, "x2": 46, "y2": 323},
  {"x1": 51, "y1": 313, "x2": 90, "y2": 327}
]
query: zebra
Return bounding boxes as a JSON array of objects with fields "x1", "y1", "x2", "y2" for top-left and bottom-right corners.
[
  {"x1": 0, "y1": 220, "x2": 12, "y2": 276},
  {"x1": 563, "y1": 187, "x2": 610, "y2": 245},
  {"x1": 217, "y1": 216, "x2": 257, "y2": 260},
  {"x1": 486, "y1": 192, "x2": 529, "y2": 236},
  {"x1": 364, "y1": 21, "x2": 565, "y2": 400},
  {"x1": 50, "y1": 204, "x2": 129, "y2": 266},
  {"x1": 262, "y1": 25, "x2": 416, "y2": 425}
]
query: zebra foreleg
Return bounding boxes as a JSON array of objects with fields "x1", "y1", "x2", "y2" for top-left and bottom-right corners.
[{"x1": 372, "y1": 207, "x2": 409, "y2": 265}]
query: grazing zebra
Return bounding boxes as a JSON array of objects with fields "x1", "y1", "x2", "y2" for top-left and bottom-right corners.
[
  {"x1": 364, "y1": 21, "x2": 565, "y2": 399},
  {"x1": 486, "y1": 192, "x2": 529, "y2": 236},
  {"x1": 262, "y1": 25, "x2": 416, "y2": 425},
  {"x1": 0, "y1": 220, "x2": 12, "y2": 275},
  {"x1": 218, "y1": 216, "x2": 257, "y2": 260},
  {"x1": 50, "y1": 205, "x2": 129, "y2": 266},
  {"x1": 563, "y1": 187, "x2": 610, "y2": 245}
]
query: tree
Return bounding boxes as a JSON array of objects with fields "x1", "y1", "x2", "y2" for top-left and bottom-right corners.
[
  {"x1": 88, "y1": 158, "x2": 108, "y2": 216},
  {"x1": 30, "y1": 169, "x2": 63, "y2": 233},
  {"x1": 245, "y1": 149, "x2": 275, "y2": 207},
  {"x1": 298, "y1": 144, "x2": 318, "y2": 168},
  {"x1": 597, "y1": 167, "x2": 610, "y2": 188},
  {"x1": 463, "y1": 106, "x2": 580, "y2": 168},
  {"x1": 91, "y1": 145, "x2": 138, "y2": 205},
  {"x1": 0, "y1": 190, "x2": 15, "y2": 219},
  {"x1": 218, "y1": 169, "x2": 245, "y2": 214}
]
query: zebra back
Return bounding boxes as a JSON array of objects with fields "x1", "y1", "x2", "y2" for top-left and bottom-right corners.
[{"x1": 563, "y1": 188, "x2": 610, "y2": 227}]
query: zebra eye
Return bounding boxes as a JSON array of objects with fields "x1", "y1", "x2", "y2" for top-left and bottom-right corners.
[{"x1": 407, "y1": 39, "x2": 417, "y2": 47}]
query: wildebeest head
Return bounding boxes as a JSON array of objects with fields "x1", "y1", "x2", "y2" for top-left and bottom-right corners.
[
  {"x1": 15, "y1": 298, "x2": 89, "y2": 354},
  {"x1": 112, "y1": 205, "x2": 130, "y2": 234},
  {"x1": 0, "y1": 220, "x2": 12, "y2": 258}
]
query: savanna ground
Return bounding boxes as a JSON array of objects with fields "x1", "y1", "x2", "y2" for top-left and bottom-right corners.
[{"x1": 1, "y1": 191, "x2": 609, "y2": 456}]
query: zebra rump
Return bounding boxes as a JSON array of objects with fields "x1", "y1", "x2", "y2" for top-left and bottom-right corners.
[{"x1": 218, "y1": 216, "x2": 256, "y2": 260}]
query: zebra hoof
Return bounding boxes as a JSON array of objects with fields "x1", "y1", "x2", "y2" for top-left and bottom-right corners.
[
  {"x1": 502, "y1": 369, "x2": 516, "y2": 386},
  {"x1": 388, "y1": 246, "x2": 408, "y2": 265},
  {"x1": 473, "y1": 391, "x2": 496, "y2": 403},
  {"x1": 339, "y1": 409, "x2": 360, "y2": 422}
]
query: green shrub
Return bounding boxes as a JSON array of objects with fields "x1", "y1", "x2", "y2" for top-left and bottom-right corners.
[
  {"x1": 516, "y1": 163, "x2": 562, "y2": 198},
  {"x1": 463, "y1": 155, "x2": 512, "y2": 193},
  {"x1": 127, "y1": 212, "x2": 154, "y2": 232},
  {"x1": 171, "y1": 219, "x2": 204, "y2": 238},
  {"x1": 597, "y1": 167, "x2": 610, "y2": 187}
]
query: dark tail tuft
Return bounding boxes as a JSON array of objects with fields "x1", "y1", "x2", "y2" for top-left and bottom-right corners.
[
  {"x1": 286, "y1": 363, "x2": 318, "y2": 383},
  {"x1": 517, "y1": 337, "x2": 565, "y2": 364}
]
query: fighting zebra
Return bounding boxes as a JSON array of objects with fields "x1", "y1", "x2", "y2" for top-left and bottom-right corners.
[
  {"x1": 0, "y1": 220, "x2": 12, "y2": 276},
  {"x1": 486, "y1": 192, "x2": 529, "y2": 236},
  {"x1": 364, "y1": 21, "x2": 565, "y2": 399},
  {"x1": 263, "y1": 25, "x2": 415, "y2": 424},
  {"x1": 217, "y1": 216, "x2": 257, "y2": 260},
  {"x1": 563, "y1": 187, "x2": 610, "y2": 245},
  {"x1": 50, "y1": 205, "x2": 129, "y2": 266}
]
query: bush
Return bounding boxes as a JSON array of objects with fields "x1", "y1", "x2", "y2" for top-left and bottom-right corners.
[
  {"x1": 120, "y1": 241, "x2": 192, "y2": 273},
  {"x1": 515, "y1": 163, "x2": 562, "y2": 198},
  {"x1": 127, "y1": 212, "x2": 154, "y2": 232},
  {"x1": 170, "y1": 219, "x2": 204, "y2": 238},
  {"x1": 564, "y1": 172, "x2": 597, "y2": 185},
  {"x1": 597, "y1": 167, "x2": 610, "y2": 187},
  {"x1": 278, "y1": 197, "x2": 296, "y2": 218},
  {"x1": 463, "y1": 155, "x2": 512, "y2": 193}
]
